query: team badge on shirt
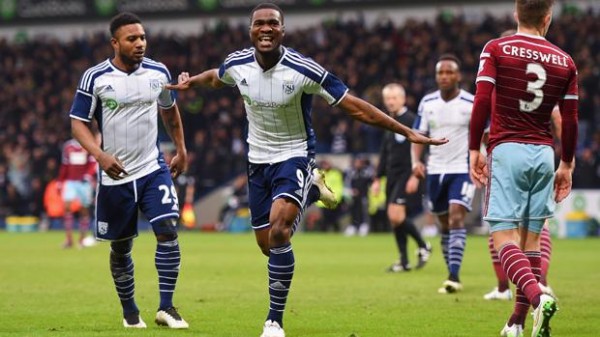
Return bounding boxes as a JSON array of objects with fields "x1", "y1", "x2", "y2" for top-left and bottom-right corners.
[
  {"x1": 98, "y1": 221, "x2": 109, "y2": 235},
  {"x1": 283, "y1": 81, "x2": 295, "y2": 95},
  {"x1": 149, "y1": 79, "x2": 161, "y2": 91}
]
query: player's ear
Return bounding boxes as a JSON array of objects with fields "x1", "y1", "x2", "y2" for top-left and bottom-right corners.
[
  {"x1": 544, "y1": 11, "x2": 553, "y2": 30},
  {"x1": 110, "y1": 37, "x2": 118, "y2": 49},
  {"x1": 281, "y1": 25, "x2": 286, "y2": 36},
  {"x1": 513, "y1": 11, "x2": 518, "y2": 25}
]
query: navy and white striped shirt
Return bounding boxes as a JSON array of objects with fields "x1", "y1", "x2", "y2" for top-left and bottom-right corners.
[
  {"x1": 70, "y1": 58, "x2": 175, "y2": 185},
  {"x1": 218, "y1": 47, "x2": 349, "y2": 164}
]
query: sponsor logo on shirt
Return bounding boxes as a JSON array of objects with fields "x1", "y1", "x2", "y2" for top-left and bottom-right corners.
[
  {"x1": 105, "y1": 99, "x2": 118, "y2": 110},
  {"x1": 241, "y1": 94, "x2": 289, "y2": 109}
]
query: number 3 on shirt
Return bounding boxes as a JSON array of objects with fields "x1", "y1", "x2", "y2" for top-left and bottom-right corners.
[{"x1": 519, "y1": 63, "x2": 547, "y2": 113}]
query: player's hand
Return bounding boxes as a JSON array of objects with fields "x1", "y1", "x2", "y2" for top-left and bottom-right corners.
[
  {"x1": 169, "y1": 151, "x2": 188, "y2": 179},
  {"x1": 370, "y1": 179, "x2": 380, "y2": 195},
  {"x1": 405, "y1": 175, "x2": 420, "y2": 194},
  {"x1": 554, "y1": 160, "x2": 574, "y2": 202},
  {"x1": 412, "y1": 161, "x2": 426, "y2": 179},
  {"x1": 97, "y1": 152, "x2": 128, "y2": 180},
  {"x1": 165, "y1": 72, "x2": 192, "y2": 91},
  {"x1": 407, "y1": 131, "x2": 448, "y2": 146},
  {"x1": 469, "y1": 150, "x2": 488, "y2": 188}
]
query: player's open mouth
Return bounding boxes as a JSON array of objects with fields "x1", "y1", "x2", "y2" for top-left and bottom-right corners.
[{"x1": 258, "y1": 38, "x2": 274, "y2": 49}]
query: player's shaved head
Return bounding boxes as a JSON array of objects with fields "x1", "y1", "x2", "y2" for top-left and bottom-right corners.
[
  {"x1": 516, "y1": 0, "x2": 554, "y2": 29},
  {"x1": 110, "y1": 12, "x2": 142, "y2": 37},
  {"x1": 251, "y1": 2, "x2": 284, "y2": 24}
]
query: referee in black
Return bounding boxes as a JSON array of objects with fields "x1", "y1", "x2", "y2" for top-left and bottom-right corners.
[{"x1": 371, "y1": 83, "x2": 432, "y2": 272}]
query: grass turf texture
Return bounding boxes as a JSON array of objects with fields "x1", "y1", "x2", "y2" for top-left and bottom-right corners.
[{"x1": 1, "y1": 231, "x2": 598, "y2": 337}]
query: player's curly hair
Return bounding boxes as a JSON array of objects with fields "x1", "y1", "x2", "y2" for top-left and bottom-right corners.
[
  {"x1": 516, "y1": 0, "x2": 554, "y2": 29},
  {"x1": 110, "y1": 12, "x2": 142, "y2": 37},
  {"x1": 250, "y1": 2, "x2": 284, "y2": 24}
]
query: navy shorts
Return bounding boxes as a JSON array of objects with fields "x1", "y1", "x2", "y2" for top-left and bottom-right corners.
[
  {"x1": 247, "y1": 157, "x2": 315, "y2": 231},
  {"x1": 426, "y1": 173, "x2": 474, "y2": 214},
  {"x1": 95, "y1": 166, "x2": 180, "y2": 241}
]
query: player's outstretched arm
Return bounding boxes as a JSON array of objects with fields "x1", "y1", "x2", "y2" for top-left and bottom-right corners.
[
  {"x1": 337, "y1": 94, "x2": 448, "y2": 145},
  {"x1": 165, "y1": 69, "x2": 225, "y2": 91}
]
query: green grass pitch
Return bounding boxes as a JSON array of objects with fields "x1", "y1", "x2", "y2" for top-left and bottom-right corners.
[{"x1": 1, "y1": 231, "x2": 598, "y2": 336}]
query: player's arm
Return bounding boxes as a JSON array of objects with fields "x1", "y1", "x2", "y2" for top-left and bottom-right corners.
[
  {"x1": 165, "y1": 69, "x2": 225, "y2": 90},
  {"x1": 71, "y1": 119, "x2": 127, "y2": 180},
  {"x1": 337, "y1": 94, "x2": 447, "y2": 145},
  {"x1": 468, "y1": 80, "x2": 494, "y2": 188},
  {"x1": 160, "y1": 104, "x2": 188, "y2": 178},
  {"x1": 371, "y1": 137, "x2": 387, "y2": 194},
  {"x1": 57, "y1": 145, "x2": 68, "y2": 186},
  {"x1": 554, "y1": 64, "x2": 579, "y2": 202},
  {"x1": 410, "y1": 99, "x2": 429, "y2": 179},
  {"x1": 410, "y1": 142, "x2": 426, "y2": 179},
  {"x1": 469, "y1": 41, "x2": 497, "y2": 187},
  {"x1": 550, "y1": 105, "x2": 562, "y2": 141}
]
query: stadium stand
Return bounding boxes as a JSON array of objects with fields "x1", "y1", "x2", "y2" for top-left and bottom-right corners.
[{"x1": 1, "y1": 6, "x2": 599, "y2": 225}]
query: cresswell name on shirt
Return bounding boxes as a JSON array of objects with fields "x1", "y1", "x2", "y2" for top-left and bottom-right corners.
[{"x1": 501, "y1": 45, "x2": 568, "y2": 67}]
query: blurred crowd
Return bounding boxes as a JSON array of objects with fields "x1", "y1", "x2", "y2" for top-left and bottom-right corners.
[{"x1": 1, "y1": 6, "x2": 600, "y2": 221}]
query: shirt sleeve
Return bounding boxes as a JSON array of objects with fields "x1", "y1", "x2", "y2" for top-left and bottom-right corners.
[
  {"x1": 305, "y1": 72, "x2": 349, "y2": 106},
  {"x1": 475, "y1": 40, "x2": 498, "y2": 85},
  {"x1": 69, "y1": 70, "x2": 98, "y2": 122},
  {"x1": 217, "y1": 62, "x2": 237, "y2": 87},
  {"x1": 558, "y1": 61, "x2": 579, "y2": 162},
  {"x1": 469, "y1": 40, "x2": 498, "y2": 150},
  {"x1": 158, "y1": 67, "x2": 176, "y2": 109}
]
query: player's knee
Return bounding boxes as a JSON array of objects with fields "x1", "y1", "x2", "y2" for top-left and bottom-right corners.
[
  {"x1": 154, "y1": 218, "x2": 179, "y2": 242},
  {"x1": 389, "y1": 214, "x2": 406, "y2": 226},
  {"x1": 448, "y1": 213, "x2": 465, "y2": 228},
  {"x1": 269, "y1": 223, "x2": 291, "y2": 245},
  {"x1": 110, "y1": 239, "x2": 133, "y2": 255}
]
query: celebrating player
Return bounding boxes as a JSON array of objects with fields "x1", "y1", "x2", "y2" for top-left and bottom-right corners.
[{"x1": 167, "y1": 3, "x2": 447, "y2": 336}]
